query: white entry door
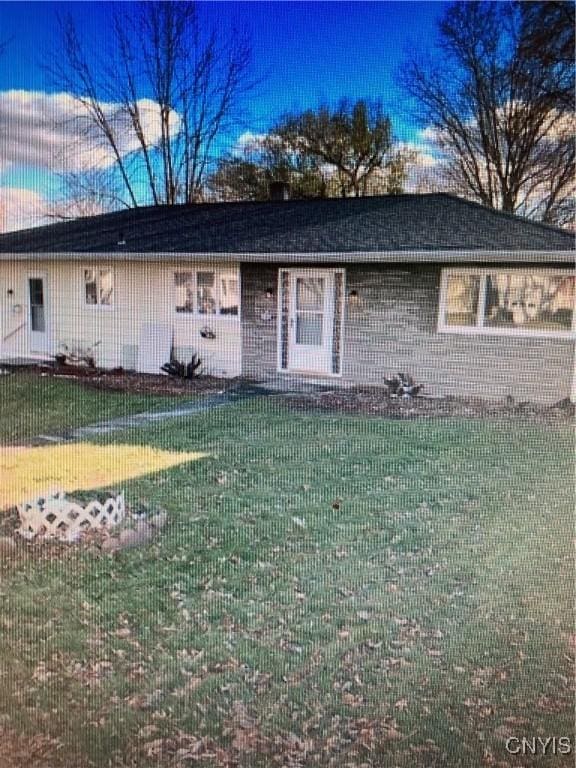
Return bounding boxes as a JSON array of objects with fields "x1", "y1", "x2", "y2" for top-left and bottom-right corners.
[
  {"x1": 27, "y1": 275, "x2": 50, "y2": 354},
  {"x1": 287, "y1": 270, "x2": 335, "y2": 374}
]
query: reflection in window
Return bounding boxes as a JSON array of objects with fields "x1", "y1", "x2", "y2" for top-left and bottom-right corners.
[
  {"x1": 85, "y1": 268, "x2": 114, "y2": 306},
  {"x1": 175, "y1": 269, "x2": 240, "y2": 316},
  {"x1": 441, "y1": 271, "x2": 574, "y2": 334},
  {"x1": 85, "y1": 269, "x2": 98, "y2": 305},
  {"x1": 296, "y1": 278, "x2": 324, "y2": 310},
  {"x1": 296, "y1": 313, "x2": 323, "y2": 345},
  {"x1": 197, "y1": 271, "x2": 216, "y2": 315},
  {"x1": 220, "y1": 275, "x2": 239, "y2": 315},
  {"x1": 175, "y1": 272, "x2": 194, "y2": 313},
  {"x1": 445, "y1": 275, "x2": 480, "y2": 326},
  {"x1": 485, "y1": 274, "x2": 574, "y2": 331},
  {"x1": 99, "y1": 269, "x2": 114, "y2": 305}
]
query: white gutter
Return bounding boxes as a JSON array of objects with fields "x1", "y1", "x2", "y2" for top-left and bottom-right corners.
[{"x1": 0, "y1": 249, "x2": 574, "y2": 263}]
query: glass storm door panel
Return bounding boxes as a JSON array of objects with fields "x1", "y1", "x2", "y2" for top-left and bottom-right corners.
[
  {"x1": 288, "y1": 271, "x2": 335, "y2": 373},
  {"x1": 28, "y1": 276, "x2": 49, "y2": 353}
]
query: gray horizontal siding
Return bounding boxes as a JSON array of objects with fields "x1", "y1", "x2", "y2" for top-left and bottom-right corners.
[
  {"x1": 241, "y1": 263, "x2": 574, "y2": 404},
  {"x1": 241, "y1": 264, "x2": 279, "y2": 379}
]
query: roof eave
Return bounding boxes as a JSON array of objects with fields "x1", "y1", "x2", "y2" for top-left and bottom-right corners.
[{"x1": 0, "y1": 249, "x2": 573, "y2": 263}]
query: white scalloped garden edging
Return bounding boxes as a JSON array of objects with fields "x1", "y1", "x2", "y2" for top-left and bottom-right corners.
[{"x1": 17, "y1": 491, "x2": 125, "y2": 542}]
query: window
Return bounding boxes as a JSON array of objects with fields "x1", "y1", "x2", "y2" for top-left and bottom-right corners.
[
  {"x1": 220, "y1": 275, "x2": 239, "y2": 315},
  {"x1": 197, "y1": 271, "x2": 216, "y2": 315},
  {"x1": 85, "y1": 268, "x2": 114, "y2": 306},
  {"x1": 484, "y1": 274, "x2": 573, "y2": 332},
  {"x1": 439, "y1": 269, "x2": 574, "y2": 336},
  {"x1": 175, "y1": 272, "x2": 194, "y2": 313},
  {"x1": 444, "y1": 274, "x2": 481, "y2": 327},
  {"x1": 174, "y1": 269, "x2": 239, "y2": 316},
  {"x1": 28, "y1": 278, "x2": 46, "y2": 331}
]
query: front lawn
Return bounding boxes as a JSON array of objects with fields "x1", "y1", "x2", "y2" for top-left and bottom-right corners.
[
  {"x1": 0, "y1": 398, "x2": 573, "y2": 767},
  {"x1": 0, "y1": 373, "x2": 184, "y2": 442}
]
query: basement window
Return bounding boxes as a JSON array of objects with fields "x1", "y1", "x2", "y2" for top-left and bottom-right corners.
[
  {"x1": 85, "y1": 268, "x2": 114, "y2": 307},
  {"x1": 439, "y1": 269, "x2": 575, "y2": 337}
]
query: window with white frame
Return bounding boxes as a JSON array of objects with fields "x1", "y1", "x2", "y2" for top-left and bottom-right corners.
[
  {"x1": 174, "y1": 269, "x2": 239, "y2": 316},
  {"x1": 85, "y1": 268, "x2": 114, "y2": 306},
  {"x1": 439, "y1": 270, "x2": 574, "y2": 335}
]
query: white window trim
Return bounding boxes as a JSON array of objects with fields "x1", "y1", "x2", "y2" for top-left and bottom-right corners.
[
  {"x1": 437, "y1": 267, "x2": 576, "y2": 340},
  {"x1": 173, "y1": 266, "x2": 241, "y2": 320},
  {"x1": 83, "y1": 266, "x2": 114, "y2": 310}
]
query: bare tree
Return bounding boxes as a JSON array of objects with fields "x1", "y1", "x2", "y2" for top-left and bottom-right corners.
[
  {"x1": 402, "y1": 1, "x2": 575, "y2": 226},
  {"x1": 47, "y1": 1, "x2": 254, "y2": 210},
  {"x1": 46, "y1": 167, "x2": 125, "y2": 221},
  {"x1": 519, "y1": 1, "x2": 575, "y2": 110}
]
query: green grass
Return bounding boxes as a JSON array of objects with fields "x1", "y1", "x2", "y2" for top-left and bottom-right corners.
[
  {"x1": 0, "y1": 373, "x2": 184, "y2": 442},
  {"x1": 0, "y1": 396, "x2": 573, "y2": 767}
]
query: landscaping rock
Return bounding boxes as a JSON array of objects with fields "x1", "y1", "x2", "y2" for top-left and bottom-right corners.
[
  {"x1": 148, "y1": 511, "x2": 168, "y2": 530},
  {"x1": 101, "y1": 536, "x2": 122, "y2": 554},
  {"x1": 97, "y1": 512, "x2": 168, "y2": 554},
  {"x1": 118, "y1": 525, "x2": 154, "y2": 550}
]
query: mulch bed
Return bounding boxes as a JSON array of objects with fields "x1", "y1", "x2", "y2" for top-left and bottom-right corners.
[
  {"x1": 1, "y1": 363, "x2": 248, "y2": 396},
  {"x1": 281, "y1": 387, "x2": 575, "y2": 425},
  {"x1": 3, "y1": 363, "x2": 574, "y2": 423}
]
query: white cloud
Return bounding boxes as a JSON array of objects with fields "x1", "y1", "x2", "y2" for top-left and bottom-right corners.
[
  {"x1": 0, "y1": 187, "x2": 50, "y2": 232},
  {"x1": 417, "y1": 126, "x2": 439, "y2": 143},
  {"x1": 234, "y1": 131, "x2": 269, "y2": 153},
  {"x1": 0, "y1": 90, "x2": 179, "y2": 173},
  {"x1": 397, "y1": 140, "x2": 438, "y2": 168}
]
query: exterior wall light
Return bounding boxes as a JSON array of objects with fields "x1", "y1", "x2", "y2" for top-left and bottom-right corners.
[{"x1": 348, "y1": 289, "x2": 359, "y2": 304}]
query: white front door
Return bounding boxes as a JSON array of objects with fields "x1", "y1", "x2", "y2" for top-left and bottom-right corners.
[
  {"x1": 27, "y1": 275, "x2": 50, "y2": 354},
  {"x1": 287, "y1": 270, "x2": 335, "y2": 374}
]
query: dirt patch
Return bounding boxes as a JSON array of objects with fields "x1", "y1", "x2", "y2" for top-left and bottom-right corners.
[
  {"x1": 281, "y1": 387, "x2": 575, "y2": 425},
  {"x1": 2, "y1": 363, "x2": 249, "y2": 396}
]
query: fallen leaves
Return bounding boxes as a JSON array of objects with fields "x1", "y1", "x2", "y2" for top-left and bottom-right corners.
[
  {"x1": 72, "y1": 659, "x2": 114, "y2": 687},
  {"x1": 341, "y1": 692, "x2": 364, "y2": 707},
  {"x1": 226, "y1": 700, "x2": 267, "y2": 755},
  {"x1": 0, "y1": 726, "x2": 64, "y2": 768},
  {"x1": 471, "y1": 667, "x2": 508, "y2": 688},
  {"x1": 143, "y1": 730, "x2": 217, "y2": 763},
  {"x1": 536, "y1": 694, "x2": 568, "y2": 713},
  {"x1": 0, "y1": 536, "x2": 17, "y2": 558},
  {"x1": 463, "y1": 697, "x2": 495, "y2": 719}
]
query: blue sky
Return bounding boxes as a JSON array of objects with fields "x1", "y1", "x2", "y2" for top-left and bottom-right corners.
[{"x1": 0, "y1": 1, "x2": 446, "y2": 229}]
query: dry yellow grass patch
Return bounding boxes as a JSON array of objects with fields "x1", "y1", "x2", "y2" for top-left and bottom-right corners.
[{"x1": 0, "y1": 443, "x2": 207, "y2": 509}]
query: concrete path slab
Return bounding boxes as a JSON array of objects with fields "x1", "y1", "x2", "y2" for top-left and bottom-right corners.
[{"x1": 32, "y1": 384, "x2": 274, "y2": 444}]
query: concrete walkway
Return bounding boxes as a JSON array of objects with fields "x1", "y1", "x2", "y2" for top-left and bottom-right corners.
[{"x1": 34, "y1": 384, "x2": 274, "y2": 444}]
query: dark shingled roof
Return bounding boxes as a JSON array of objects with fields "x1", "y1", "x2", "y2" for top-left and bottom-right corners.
[{"x1": 0, "y1": 193, "x2": 573, "y2": 259}]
